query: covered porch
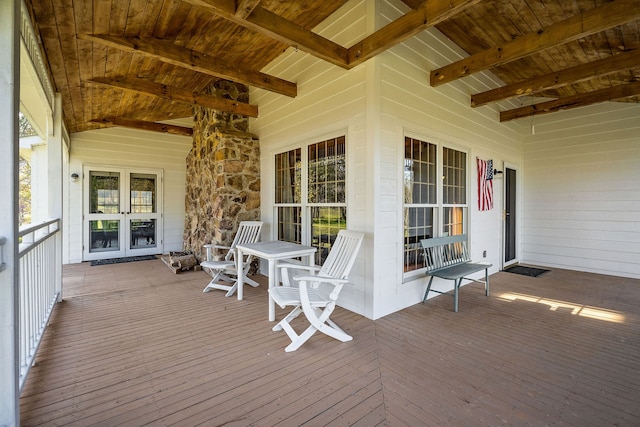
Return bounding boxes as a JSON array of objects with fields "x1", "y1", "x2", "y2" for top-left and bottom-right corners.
[{"x1": 20, "y1": 260, "x2": 640, "y2": 426}]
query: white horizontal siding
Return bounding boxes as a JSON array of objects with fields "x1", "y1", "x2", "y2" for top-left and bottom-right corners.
[
  {"x1": 523, "y1": 102, "x2": 640, "y2": 279},
  {"x1": 371, "y1": 0, "x2": 524, "y2": 318},
  {"x1": 66, "y1": 127, "x2": 191, "y2": 263}
]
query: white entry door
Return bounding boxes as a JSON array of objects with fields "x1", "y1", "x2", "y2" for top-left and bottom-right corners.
[{"x1": 83, "y1": 167, "x2": 163, "y2": 260}]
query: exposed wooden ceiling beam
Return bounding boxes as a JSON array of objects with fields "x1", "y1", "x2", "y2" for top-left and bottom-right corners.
[
  {"x1": 87, "y1": 76, "x2": 259, "y2": 117},
  {"x1": 431, "y1": 0, "x2": 640, "y2": 87},
  {"x1": 78, "y1": 34, "x2": 297, "y2": 97},
  {"x1": 347, "y1": 0, "x2": 482, "y2": 68},
  {"x1": 472, "y1": 49, "x2": 640, "y2": 107},
  {"x1": 235, "y1": 0, "x2": 262, "y2": 19},
  {"x1": 91, "y1": 116, "x2": 194, "y2": 136},
  {"x1": 183, "y1": 0, "x2": 349, "y2": 68},
  {"x1": 499, "y1": 81, "x2": 640, "y2": 122}
]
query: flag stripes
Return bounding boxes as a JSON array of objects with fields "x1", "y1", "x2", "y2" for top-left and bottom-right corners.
[{"x1": 477, "y1": 158, "x2": 493, "y2": 211}]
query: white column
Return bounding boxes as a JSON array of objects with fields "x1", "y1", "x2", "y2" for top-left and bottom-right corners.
[
  {"x1": 49, "y1": 94, "x2": 63, "y2": 300},
  {"x1": 0, "y1": 0, "x2": 21, "y2": 425}
]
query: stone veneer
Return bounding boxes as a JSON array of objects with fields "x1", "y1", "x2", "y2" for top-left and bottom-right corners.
[{"x1": 183, "y1": 81, "x2": 260, "y2": 261}]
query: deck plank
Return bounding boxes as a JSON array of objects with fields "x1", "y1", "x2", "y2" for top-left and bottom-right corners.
[{"x1": 20, "y1": 259, "x2": 640, "y2": 426}]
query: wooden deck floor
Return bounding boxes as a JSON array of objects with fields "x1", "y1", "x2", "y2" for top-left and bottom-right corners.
[{"x1": 20, "y1": 259, "x2": 640, "y2": 426}]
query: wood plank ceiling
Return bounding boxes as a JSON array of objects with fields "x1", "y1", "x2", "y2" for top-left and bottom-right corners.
[{"x1": 25, "y1": 0, "x2": 640, "y2": 135}]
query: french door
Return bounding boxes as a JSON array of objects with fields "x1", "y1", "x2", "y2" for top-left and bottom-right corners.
[{"x1": 83, "y1": 167, "x2": 163, "y2": 260}]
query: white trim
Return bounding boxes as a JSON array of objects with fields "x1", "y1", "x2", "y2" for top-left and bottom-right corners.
[{"x1": 19, "y1": 0, "x2": 54, "y2": 109}]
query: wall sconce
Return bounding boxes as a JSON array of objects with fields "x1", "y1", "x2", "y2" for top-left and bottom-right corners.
[{"x1": 70, "y1": 173, "x2": 79, "y2": 182}]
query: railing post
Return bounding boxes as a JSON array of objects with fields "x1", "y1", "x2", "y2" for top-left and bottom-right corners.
[{"x1": 0, "y1": 0, "x2": 21, "y2": 424}]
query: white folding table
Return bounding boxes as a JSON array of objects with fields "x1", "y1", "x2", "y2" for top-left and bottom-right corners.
[{"x1": 236, "y1": 240, "x2": 317, "y2": 321}]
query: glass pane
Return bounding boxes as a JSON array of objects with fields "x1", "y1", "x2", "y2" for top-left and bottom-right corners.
[
  {"x1": 90, "y1": 171, "x2": 120, "y2": 214},
  {"x1": 311, "y1": 206, "x2": 346, "y2": 265},
  {"x1": 404, "y1": 137, "x2": 436, "y2": 204},
  {"x1": 275, "y1": 149, "x2": 301, "y2": 204},
  {"x1": 130, "y1": 173, "x2": 156, "y2": 213},
  {"x1": 89, "y1": 220, "x2": 120, "y2": 252},
  {"x1": 443, "y1": 207, "x2": 465, "y2": 236},
  {"x1": 130, "y1": 219, "x2": 156, "y2": 249},
  {"x1": 443, "y1": 147, "x2": 467, "y2": 204},
  {"x1": 277, "y1": 206, "x2": 302, "y2": 244},
  {"x1": 308, "y1": 136, "x2": 346, "y2": 204},
  {"x1": 403, "y1": 207, "x2": 434, "y2": 272}
]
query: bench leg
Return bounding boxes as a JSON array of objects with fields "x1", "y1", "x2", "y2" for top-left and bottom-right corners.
[
  {"x1": 454, "y1": 278, "x2": 460, "y2": 313},
  {"x1": 423, "y1": 276, "x2": 435, "y2": 303},
  {"x1": 485, "y1": 268, "x2": 490, "y2": 296}
]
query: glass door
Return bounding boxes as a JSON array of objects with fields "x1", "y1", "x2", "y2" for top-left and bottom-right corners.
[
  {"x1": 127, "y1": 172, "x2": 161, "y2": 256},
  {"x1": 84, "y1": 167, "x2": 163, "y2": 260}
]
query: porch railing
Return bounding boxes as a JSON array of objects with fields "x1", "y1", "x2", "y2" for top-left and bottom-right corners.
[{"x1": 18, "y1": 218, "x2": 62, "y2": 391}]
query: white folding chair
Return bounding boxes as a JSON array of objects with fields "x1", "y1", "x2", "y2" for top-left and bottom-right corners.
[
  {"x1": 201, "y1": 221, "x2": 263, "y2": 297},
  {"x1": 269, "y1": 230, "x2": 364, "y2": 352}
]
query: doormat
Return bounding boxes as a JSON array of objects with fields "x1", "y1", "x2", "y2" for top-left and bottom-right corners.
[
  {"x1": 505, "y1": 265, "x2": 549, "y2": 277},
  {"x1": 91, "y1": 255, "x2": 157, "y2": 266}
]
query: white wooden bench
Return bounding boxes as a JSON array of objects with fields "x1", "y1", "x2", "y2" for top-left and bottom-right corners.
[{"x1": 420, "y1": 235, "x2": 492, "y2": 312}]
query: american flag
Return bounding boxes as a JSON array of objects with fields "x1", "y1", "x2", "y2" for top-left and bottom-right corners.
[{"x1": 477, "y1": 158, "x2": 493, "y2": 211}]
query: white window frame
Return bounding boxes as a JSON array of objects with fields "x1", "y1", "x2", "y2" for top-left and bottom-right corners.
[
  {"x1": 273, "y1": 132, "x2": 348, "y2": 264},
  {"x1": 402, "y1": 132, "x2": 470, "y2": 281}
]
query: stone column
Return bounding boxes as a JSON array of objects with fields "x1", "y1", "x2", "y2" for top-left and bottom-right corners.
[{"x1": 183, "y1": 81, "x2": 260, "y2": 261}]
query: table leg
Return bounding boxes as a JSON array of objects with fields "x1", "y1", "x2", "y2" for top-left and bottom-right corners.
[
  {"x1": 237, "y1": 248, "x2": 244, "y2": 300},
  {"x1": 307, "y1": 253, "x2": 314, "y2": 268},
  {"x1": 268, "y1": 259, "x2": 276, "y2": 321}
]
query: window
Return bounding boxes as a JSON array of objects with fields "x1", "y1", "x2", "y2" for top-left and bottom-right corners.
[
  {"x1": 275, "y1": 148, "x2": 302, "y2": 244},
  {"x1": 275, "y1": 136, "x2": 347, "y2": 265},
  {"x1": 403, "y1": 136, "x2": 467, "y2": 275},
  {"x1": 442, "y1": 147, "x2": 467, "y2": 236}
]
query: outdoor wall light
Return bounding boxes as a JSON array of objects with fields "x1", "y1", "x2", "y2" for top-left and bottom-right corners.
[{"x1": 70, "y1": 173, "x2": 79, "y2": 182}]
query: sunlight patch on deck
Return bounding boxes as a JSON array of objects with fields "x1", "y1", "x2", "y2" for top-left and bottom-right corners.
[{"x1": 497, "y1": 292, "x2": 625, "y2": 323}]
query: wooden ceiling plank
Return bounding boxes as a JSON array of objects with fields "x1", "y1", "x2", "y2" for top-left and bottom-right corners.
[
  {"x1": 109, "y1": 0, "x2": 130, "y2": 35},
  {"x1": 52, "y1": 3, "x2": 86, "y2": 132},
  {"x1": 499, "y1": 80, "x2": 640, "y2": 122},
  {"x1": 182, "y1": 0, "x2": 349, "y2": 68},
  {"x1": 88, "y1": 76, "x2": 259, "y2": 117},
  {"x1": 73, "y1": 1, "x2": 94, "y2": 127},
  {"x1": 472, "y1": 49, "x2": 640, "y2": 107},
  {"x1": 78, "y1": 34, "x2": 297, "y2": 97},
  {"x1": 431, "y1": 0, "x2": 640, "y2": 87},
  {"x1": 436, "y1": 9, "x2": 491, "y2": 54},
  {"x1": 92, "y1": 116, "x2": 194, "y2": 136},
  {"x1": 347, "y1": 0, "x2": 482, "y2": 68},
  {"x1": 153, "y1": 0, "x2": 189, "y2": 39},
  {"x1": 174, "y1": 5, "x2": 216, "y2": 49},
  {"x1": 138, "y1": 0, "x2": 165, "y2": 37},
  {"x1": 124, "y1": 0, "x2": 149, "y2": 37}
]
